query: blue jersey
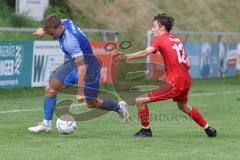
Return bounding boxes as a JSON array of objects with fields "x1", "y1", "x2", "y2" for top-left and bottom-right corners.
[
  {"x1": 54, "y1": 19, "x2": 100, "y2": 101},
  {"x1": 59, "y1": 19, "x2": 100, "y2": 75}
]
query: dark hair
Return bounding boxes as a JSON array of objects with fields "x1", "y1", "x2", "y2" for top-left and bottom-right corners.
[
  {"x1": 153, "y1": 13, "x2": 174, "y2": 32},
  {"x1": 42, "y1": 14, "x2": 62, "y2": 31}
]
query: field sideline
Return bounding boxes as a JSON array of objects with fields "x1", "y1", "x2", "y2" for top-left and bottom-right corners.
[{"x1": 0, "y1": 77, "x2": 240, "y2": 160}]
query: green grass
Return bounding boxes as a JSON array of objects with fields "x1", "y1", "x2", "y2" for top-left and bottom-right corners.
[{"x1": 0, "y1": 77, "x2": 240, "y2": 160}]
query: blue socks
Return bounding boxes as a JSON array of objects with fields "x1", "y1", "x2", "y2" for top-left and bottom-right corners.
[
  {"x1": 99, "y1": 98, "x2": 120, "y2": 113},
  {"x1": 43, "y1": 96, "x2": 57, "y2": 121},
  {"x1": 43, "y1": 96, "x2": 119, "y2": 122}
]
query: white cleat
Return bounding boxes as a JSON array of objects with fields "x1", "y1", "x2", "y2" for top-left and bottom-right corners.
[
  {"x1": 28, "y1": 122, "x2": 52, "y2": 133},
  {"x1": 118, "y1": 101, "x2": 129, "y2": 123}
]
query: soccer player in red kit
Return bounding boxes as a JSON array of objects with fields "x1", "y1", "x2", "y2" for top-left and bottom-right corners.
[{"x1": 115, "y1": 13, "x2": 217, "y2": 137}]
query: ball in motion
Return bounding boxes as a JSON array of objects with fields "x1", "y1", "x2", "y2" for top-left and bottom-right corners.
[{"x1": 56, "y1": 115, "x2": 77, "y2": 134}]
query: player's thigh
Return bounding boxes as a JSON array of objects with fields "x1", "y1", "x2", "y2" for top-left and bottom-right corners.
[
  {"x1": 174, "y1": 88, "x2": 191, "y2": 113},
  {"x1": 147, "y1": 83, "x2": 176, "y2": 102},
  {"x1": 173, "y1": 88, "x2": 190, "y2": 104},
  {"x1": 63, "y1": 69, "x2": 78, "y2": 86},
  {"x1": 51, "y1": 60, "x2": 77, "y2": 88}
]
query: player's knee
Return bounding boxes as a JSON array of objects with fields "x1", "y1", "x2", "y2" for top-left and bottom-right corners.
[
  {"x1": 178, "y1": 106, "x2": 186, "y2": 113},
  {"x1": 49, "y1": 77, "x2": 57, "y2": 89},
  {"x1": 135, "y1": 98, "x2": 146, "y2": 108},
  {"x1": 45, "y1": 86, "x2": 57, "y2": 97},
  {"x1": 177, "y1": 103, "x2": 189, "y2": 113},
  {"x1": 86, "y1": 100, "x2": 98, "y2": 108},
  {"x1": 49, "y1": 77, "x2": 65, "y2": 91},
  {"x1": 135, "y1": 98, "x2": 141, "y2": 106}
]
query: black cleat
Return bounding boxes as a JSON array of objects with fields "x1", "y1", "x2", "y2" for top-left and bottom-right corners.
[
  {"x1": 205, "y1": 126, "x2": 217, "y2": 137},
  {"x1": 134, "y1": 128, "x2": 152, "y2": 137}
]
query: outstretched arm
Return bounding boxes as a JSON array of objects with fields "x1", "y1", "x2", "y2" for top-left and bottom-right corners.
[
  {"x1": 112, "y1": 47, "x2": 156, "y2": 65},
  {"x1": 126, "y1": 46, "x2": 156, "y2": 60}
]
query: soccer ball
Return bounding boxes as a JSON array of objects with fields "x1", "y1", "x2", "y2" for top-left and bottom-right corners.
[{"x1": 56, "y1": 115, "x2": 77, "y2": 134}]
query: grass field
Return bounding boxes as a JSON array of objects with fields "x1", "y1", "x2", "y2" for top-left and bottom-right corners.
[{"x1": 0, "y1": 77, "x2": 240, "y2": 160}]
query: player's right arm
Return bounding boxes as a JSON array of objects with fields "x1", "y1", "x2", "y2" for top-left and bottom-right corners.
[
  {"x1": 33, "y1": 27, "x2": 45, "y2": 38},
  {"x1": 126, "y1": 46, "x2": 155, "y2": 60},
  {"x1": 113, "y1": 46, "x2": 155, "y2": 64},
  {"x1": 75, "y1": 58, "x2": 86, "y2": 103}
]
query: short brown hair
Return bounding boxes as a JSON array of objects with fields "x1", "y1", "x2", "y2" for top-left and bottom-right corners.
[
  {"x1": 42, "y1": 14, "x2": 62, "y2": 31},
  {"x1": 153, "y1": 13, "x2": 174, "y2": 32}
]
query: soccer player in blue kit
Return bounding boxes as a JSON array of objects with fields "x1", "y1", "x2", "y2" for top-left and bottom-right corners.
[{"x1": 28, "y1": 15, "x2": 129, "y2": 133}]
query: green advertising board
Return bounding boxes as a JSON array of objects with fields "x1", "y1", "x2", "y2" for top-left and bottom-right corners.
[{"x1": 0, "y1": 41, "x2": 33, "y2": 88}]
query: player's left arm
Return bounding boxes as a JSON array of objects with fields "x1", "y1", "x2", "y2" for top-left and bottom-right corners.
[{"x1": 185, "y1": 54, "x2": 191, "y2": 69}]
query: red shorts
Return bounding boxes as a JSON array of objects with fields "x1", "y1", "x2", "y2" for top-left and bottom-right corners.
[{"x1": 148, "y1": 83, "x2": 190, "y2": 104}]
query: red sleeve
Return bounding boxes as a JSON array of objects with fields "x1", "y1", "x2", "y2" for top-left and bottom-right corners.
[{"x1": 150, "y1": 37, "x2": 159, "y2": 54}]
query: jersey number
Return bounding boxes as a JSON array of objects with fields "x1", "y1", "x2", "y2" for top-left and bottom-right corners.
[{"x1": 172, "y1": 43, "x2": 186, "y2": 64}]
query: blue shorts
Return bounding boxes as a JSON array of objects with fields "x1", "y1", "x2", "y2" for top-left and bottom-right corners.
[{"x1": 53, "y1": 60, "x2": 100, "y2": 101}]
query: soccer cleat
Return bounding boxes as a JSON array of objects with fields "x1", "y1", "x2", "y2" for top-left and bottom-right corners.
[
  {"x1": 134, "y1": 128, "x2": 152, "y2": 137},
  {"x1": 118, "y1": 101, "x2": 129, "y2": 123},
  {"x1": 205, "y1": 126, "x2": 217, "y2": 137},
  {"x1": 28, "y1": 122, "x2": 52, "y2": 133}
]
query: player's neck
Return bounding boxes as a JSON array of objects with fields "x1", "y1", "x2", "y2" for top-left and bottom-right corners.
[{"x1": 158, "y1": 31, "x2": 168, "y2": 37}]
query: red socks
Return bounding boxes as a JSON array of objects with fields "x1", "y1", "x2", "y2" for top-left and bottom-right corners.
[
  {"x1": 138, "y1": 106, "x2": 150, "y2": 129},
  {"x1": 138, "y1": 106, "x2": 208, "y2": 129},
  {"x1": 189, "y1": 107, "x2": 208, "y2": 129}
]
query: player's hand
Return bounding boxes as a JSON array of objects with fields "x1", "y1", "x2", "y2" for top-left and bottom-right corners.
[
  {"x1": 76, "y1": 94, "x2": 85, "y2": 103},
  {"x1": 112, "y1": 53, "x2": 127, "y2": 65},
  {"x1": 186, "y1": 57, "x2": 191, "y2": 69},
  {"x1": 33, "y1": 28, "x2": 45, "y2": 38}
]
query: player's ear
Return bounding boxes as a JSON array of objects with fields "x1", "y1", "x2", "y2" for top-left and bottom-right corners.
[
  {"x1": 160, "y1": 25, "x2": 166, "y2": 31},
  {"x1": 58, "y1": 25, "x2": 64, "y2": 31}
]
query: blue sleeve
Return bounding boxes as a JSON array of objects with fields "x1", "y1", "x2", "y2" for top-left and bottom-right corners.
[
  {"x1": 70, "y1": 35, "x2": 84, "y2": 59},
  {"x1": 63, "y1": 19, "x2": 93, "y2": 54}
]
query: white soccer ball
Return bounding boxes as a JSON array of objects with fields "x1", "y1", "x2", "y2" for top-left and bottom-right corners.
[{"x1": 56, "y1": 115, "x2": 77, "y2": 134}]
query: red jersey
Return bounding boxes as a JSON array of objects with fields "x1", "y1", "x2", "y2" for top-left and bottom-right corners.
[{"x1": 151, "y1": 32, "x2": 191, "y2": 90}]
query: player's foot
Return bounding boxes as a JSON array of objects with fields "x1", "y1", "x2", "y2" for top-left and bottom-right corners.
[
  {"x1": 118, "y1": 101, "x2": 129, "y2": 123},
  {"x1": 28, "y1": 122, "x2": 52, "y2": 133},
  {"x1": 205, "y1": 126, "x2": 217, "y2": 137},
  {"x1": 134, "y1": 128, "x2": 152, "y2": 137}
]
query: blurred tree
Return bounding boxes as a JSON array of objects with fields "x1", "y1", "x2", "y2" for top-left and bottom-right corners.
[
  {"x1": 45, "y1": 0, "x2": 72, "y2": 18},
  {"x1": 49, "y1": 0, "x2": 66, "y2": 7},
  {"x1": 6, "y1": 0, "x2": 15, "y2": 8}
]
